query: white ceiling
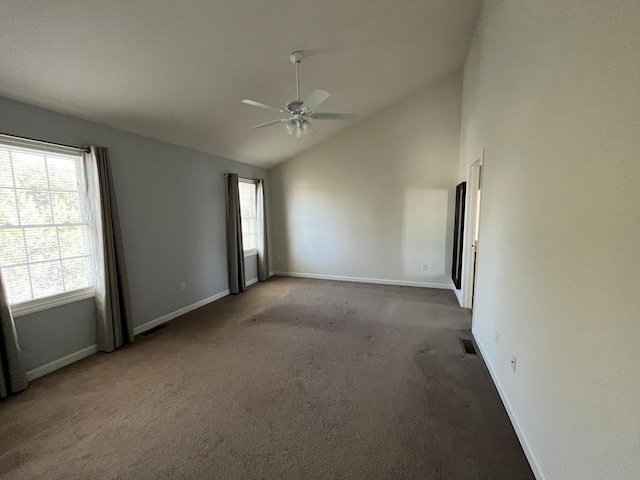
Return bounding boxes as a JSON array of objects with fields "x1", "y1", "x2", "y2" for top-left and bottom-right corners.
[{"x1": 0, "y1": 0, "x2": 481, "y2": 168}]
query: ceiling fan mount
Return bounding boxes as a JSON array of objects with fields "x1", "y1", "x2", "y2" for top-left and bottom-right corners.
[
  {"x1": 242, "y1": 51, "x2": 356, "y2": 137},
  {"x1": 290, "y1": 50, "x2": 304, "y2": 64}
]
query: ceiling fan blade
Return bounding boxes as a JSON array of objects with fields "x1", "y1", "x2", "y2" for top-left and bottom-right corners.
[
  {"x1": 242, "y1": 99, "x2": 286, "y2": 113},
  {"x1": 251, "y1": 118, "x2": 289, "y2": 129},
  {"x1": 311, "y1": 112, "x2": 357, "y2": 121},
  {"x1": 301, "y1": 88, "x2": 330, "y2": 112}
]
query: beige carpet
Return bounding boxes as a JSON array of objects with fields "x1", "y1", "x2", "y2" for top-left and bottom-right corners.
[{"x1": 0, "y1": 277, "x2": 533, "y2": 479}]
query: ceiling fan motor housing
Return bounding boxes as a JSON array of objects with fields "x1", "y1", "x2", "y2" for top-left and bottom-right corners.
[{"x1": 286, "y1": 100, "x2": 304, "y2": 114}]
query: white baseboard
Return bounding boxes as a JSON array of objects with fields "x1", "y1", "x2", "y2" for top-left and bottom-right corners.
[
  {"x1": 273, "y1": 271, "x2": 452, "y2": 290},
  {"x1": 133, "y1": 289, "x2": 230, "y2": 336},
  {"x1": 27, "y1": 344, "x2": 98, "y2": 381},
  {"x1": 473, "y1": 331, "x2": 545, "y2": 480},
  {"x1": 452, "y1": 284, "x2": 464, "y2": 307},
  {"x1": 246, "y1": 277, "x2": 258, "y2": 287},
  {"x1": 27, "y1": 289, "x2": 235, "y2": 382}
]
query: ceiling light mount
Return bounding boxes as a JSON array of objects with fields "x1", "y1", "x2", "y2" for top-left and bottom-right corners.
[{"x1": 289, "y1": 51, "x2": 304, "y2": 64}]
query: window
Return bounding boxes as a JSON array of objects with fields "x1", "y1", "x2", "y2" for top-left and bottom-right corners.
[
  {"x1": 238, "y1": 180, "x2": 257, "y2": 254},
  {"x1": 0, "y1": 139, "x2": 93, "y2": 311}
]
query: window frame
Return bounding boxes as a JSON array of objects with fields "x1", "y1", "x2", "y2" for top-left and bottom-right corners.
[
  {"x1": 0, "y1": 134, "x2": 95, "y2": 316},
  {"x1": 238, "y1": 177, "x2": 258, "y2": 257}
]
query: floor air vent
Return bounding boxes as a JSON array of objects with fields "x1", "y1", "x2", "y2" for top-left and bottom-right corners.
[{"x1": 461, "y1": 338, "x2": 477, "y2": 355}]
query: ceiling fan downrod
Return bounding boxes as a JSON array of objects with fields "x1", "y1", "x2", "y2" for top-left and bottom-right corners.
[{"x1": 290, "y1": 51, "x2": 304, "y2": 102}]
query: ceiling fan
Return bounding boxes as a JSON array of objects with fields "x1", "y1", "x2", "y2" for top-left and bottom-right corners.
[{"x1": 242, "y1": 51, "x2": 356, "y2": 137}]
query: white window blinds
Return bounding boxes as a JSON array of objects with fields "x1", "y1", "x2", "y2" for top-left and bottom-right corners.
[
  {"x1": 0, "y1": 140, "x2": 93, "y2": 305},
  {"x1": 238, "y1": 180, "x2": 257, "y2": 252}
]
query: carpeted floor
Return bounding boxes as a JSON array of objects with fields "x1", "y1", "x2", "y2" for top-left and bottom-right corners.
[{"x1": 0, "y1": 277, "x2": 533, "y2": 480}]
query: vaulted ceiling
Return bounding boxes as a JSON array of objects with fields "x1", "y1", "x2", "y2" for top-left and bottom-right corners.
[{"x1": 0, "y1": 0, "x2": 481, "y2": 168}]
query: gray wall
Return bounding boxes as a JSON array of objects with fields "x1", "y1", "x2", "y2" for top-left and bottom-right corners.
[
  {"x1": 0, "y1": 97, "x2": 269, "y2": 372},
  {"x1": 244, "y1": 254, "x2": 258, "y2": 282},
  {"x1": 15, "y1": 298, "x2": 96, "y2": 372}
]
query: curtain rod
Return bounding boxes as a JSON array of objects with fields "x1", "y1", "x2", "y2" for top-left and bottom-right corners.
[
  {"x1": 0, "y1": 132, "x2": 91, "y2": 153},
  {"x1": 223, "y1": 174, "x2": 261, "y2": 182}
]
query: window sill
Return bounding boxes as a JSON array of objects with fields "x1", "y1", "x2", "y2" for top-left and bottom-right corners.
[
  {"x1": 11, "y1": 288, "x2": 95, "y2": 318},
  {"x1": 244, "y1": 249, "x2": 258, "y2": 257}
]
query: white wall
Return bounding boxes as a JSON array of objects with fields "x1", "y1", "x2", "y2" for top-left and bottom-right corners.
[
  {"x1": 459, "y1": 1, "x2": 640, "y2": 479},
  {"x1": 270, "y1": 72, "x2": 462, "y2": 287}
]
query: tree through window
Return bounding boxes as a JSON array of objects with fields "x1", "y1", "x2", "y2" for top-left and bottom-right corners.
[{"x1": 0, "y1": 141, "x2": 93, "y2": 305}]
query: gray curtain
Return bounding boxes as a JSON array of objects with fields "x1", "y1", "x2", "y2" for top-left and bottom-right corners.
[
  {"x1": 85, "y1": 146, "x2": 134, "y2": 352},
  {"x1": 256, "y1": 179, "x2": 270, "y2": 282},
  {"x1": 0, "y1": 270, "x2": 28, "y2": 398},
  {"x1": 226, "y1": 174, "x2": 246, "y2": 294}
]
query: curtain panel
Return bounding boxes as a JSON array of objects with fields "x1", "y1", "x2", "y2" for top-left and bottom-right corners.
[
  {"x1": 256, "y1": 179, "x2": 270, "y2": 282},
  {"x1": 84, "y1": 146, "x2": 134, "y2": 352},
  {"x1": 226, "y1": 174, "x2": 246, "y2": 294},
  {"x1": 0, "y1": 270, "x2": 28, "y2": 398}
]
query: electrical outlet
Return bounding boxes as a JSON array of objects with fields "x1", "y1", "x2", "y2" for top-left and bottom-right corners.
[
  {"x1": 180, "y1": 282, "x2": 186, "y2": 291},
  {"x1": 510, "y1": 355, "x2": 517, "y2": 373},
  {"x1": 421, "y1": 263, "x2": 428, "y2": 271},
  {"x1": 495, "y1": 329, "x2": 500, "y2": 345}
]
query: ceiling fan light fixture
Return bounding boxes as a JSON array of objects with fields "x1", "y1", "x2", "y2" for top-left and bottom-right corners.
[
  {"x1": 284, "y1": 122, "x2": 295, "y2": 135},
  {"x1": 301, "y1": 121, "x2": 313, "y2": 134},
  {"x1": 284, "y1": 120, "x2": 313, "y2": 137}
]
